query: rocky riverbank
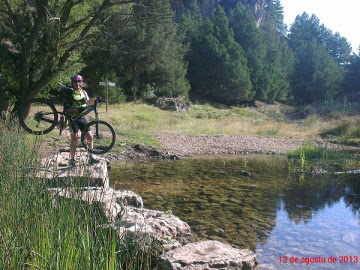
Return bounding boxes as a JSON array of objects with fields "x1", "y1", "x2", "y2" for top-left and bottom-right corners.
[
  {"x1": 42, "y1": 151, "x2": 258, "y2": 269},
  {"x1": 102, "y1": 134, "x2": 357, "y2": 162},
  {"x1": 39, "y1": 134, "x2": 359, "y2": 270}
]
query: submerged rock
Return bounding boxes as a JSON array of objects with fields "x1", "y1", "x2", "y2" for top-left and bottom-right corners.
[{"x1": 239, "y1": 170, "x2": 251, "y2": 177}]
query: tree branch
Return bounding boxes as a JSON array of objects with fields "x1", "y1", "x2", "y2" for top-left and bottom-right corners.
[{"x1": 22, "y1": 0, "x2": 136, "y2": 103}]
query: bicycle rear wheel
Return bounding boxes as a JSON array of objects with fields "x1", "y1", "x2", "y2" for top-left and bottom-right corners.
[
  {"x1": 19, "y1": 98, "x2": 58, "y2": 135},
  {"x1": 81, "y1": 120, "x2": 116, "y2": 154}
]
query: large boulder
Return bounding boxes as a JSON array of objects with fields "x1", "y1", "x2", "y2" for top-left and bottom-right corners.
[
  {"x1": 155, "y1": 97, "x2": 190, "y2": 112},
  {"x1": 48, "y1": 186, "x2": 193, "y2": 251},
  {"x1": 159, "y1": 240, "x2": 257, "y2": 270},
  {"x1": 114, "y1": 206, "x2": 194, "y2": 251}
]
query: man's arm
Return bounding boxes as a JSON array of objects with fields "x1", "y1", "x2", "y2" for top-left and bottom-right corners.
[{"x1": 83, "y1": 89, "x2": 97, "y2": 105}]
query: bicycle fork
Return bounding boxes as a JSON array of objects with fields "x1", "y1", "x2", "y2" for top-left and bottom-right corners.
[
  {"x1": 93, "y1": 107, "x2": 101, "y2": 139},
  {"x1": 58, "y1": 115, "x2": 66, "y2": 135}
]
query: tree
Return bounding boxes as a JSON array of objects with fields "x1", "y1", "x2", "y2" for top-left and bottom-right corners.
[
  {"x1": 288, "y1": 13, "x2": 345, "y2": 105},
  {"x1": 0, "y1": 0, "x2": 134, "y2": 115},
  {"x1": 264, "y1": 0, "x2": 286, "y2": 35},
  {"x1": 185, "y1": 6, "x2": 253, "y2": 104},
  {"x1": 96, "y1": 0, "x2": 190, "y2": 102},
  {"x1": 324, "y1": 32, "x2": 353, "y2": 65},
  {"x1": 229, "y1": 3, "x2": 267, "y2": 101},
  {"x1": 343, "y1": 53, "x2": 360, "y2": 99},
  {"x1": 228, "y1": 2, "x2": 293, "y2": 103},
  {"x1": 291, "y1": 40, "x2": 343, "y2": 104},
  {"x1": 288, "y1": 13, "x2": 323, "y2": 49},
  {"x1": 261, "y1": 23, "x2": 295, "y2": 102},
  {"x1": 289, "y1": 12, "x2": 352, "y2": 65}
]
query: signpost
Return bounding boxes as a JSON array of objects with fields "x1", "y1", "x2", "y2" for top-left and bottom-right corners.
[{"x1": 99, "y1": 81, "x2": 116, "y2": 112}]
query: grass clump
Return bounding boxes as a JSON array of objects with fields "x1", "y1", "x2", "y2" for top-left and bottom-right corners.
[
  {"x1": 256, "y1": 126, "x2": 281, "y2": 136},
  {"x1": 0, "y1": 119, "x2": 158, "y2": 269},
  {"x1": 321, "y1": 119, "x2": 360, "y2": 146},
  {"x1": 287, "y1": 141, "x2": 354, "y2": 172}
]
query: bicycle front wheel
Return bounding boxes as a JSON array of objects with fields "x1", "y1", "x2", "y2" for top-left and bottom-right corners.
[
  {"x1": 19, "y1": 98, "x2": 58, "y2": 135},
  {"x1": 81, "y1": 120, "x2": 116, "y2": 154}
]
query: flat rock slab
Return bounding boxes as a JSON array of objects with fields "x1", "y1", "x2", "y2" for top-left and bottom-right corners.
[
  {"x1": 38, "y1": 152, "x2": 109, "y2": 188},
  {"x1": 159, "y1": 240, "x2": 257, "y2": 270},
  {"x1": 48, "y1": 187, "x2": 143, "y2": 221}
]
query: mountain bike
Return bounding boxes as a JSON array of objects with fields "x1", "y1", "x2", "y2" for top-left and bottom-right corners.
[{"x1": 19, "y1": 83, "x2": 116, "y2": 154}]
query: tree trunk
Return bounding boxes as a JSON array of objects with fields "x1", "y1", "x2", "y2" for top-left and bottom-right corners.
[
  {"x1": 132, "y1": 66, "x2": 137, "y2": 103},
  {"x1": 0, "y1": 74, "x2": 9, "y2": 119}
]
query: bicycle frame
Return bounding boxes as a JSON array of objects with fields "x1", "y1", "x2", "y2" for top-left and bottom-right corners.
[
  {"x1": 58, "y1": 102, "x2": 100, "y2": 135},
  {"x1": 57, "y1": 83, "x2": 101, "y2": 135}
]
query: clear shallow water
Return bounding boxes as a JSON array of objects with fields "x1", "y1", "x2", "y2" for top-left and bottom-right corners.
[{"x1": 109, "y1": 155, "x2": 360, "y2": 269}]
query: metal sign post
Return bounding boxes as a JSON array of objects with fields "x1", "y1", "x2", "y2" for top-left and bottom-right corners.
[{"x1": 99, "y1": 81, "x2": 116, "y2": 112}]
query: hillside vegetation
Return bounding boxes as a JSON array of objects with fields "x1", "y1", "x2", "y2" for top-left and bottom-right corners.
[{"x1": 2, "y1": 0, "x2": 359, "y2": 118}]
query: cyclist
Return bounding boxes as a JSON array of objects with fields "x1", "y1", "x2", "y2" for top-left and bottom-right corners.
[{"x1": 64, "y1": 74, "x2": 100, "y2": 166}]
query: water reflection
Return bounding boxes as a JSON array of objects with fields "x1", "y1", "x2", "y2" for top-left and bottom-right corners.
[{"x1": 110, "y1": 155, "x2": 360, "y2": 268}]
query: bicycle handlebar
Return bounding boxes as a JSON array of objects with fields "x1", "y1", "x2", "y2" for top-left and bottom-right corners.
[
  {"x1": 58, "y1": 83, "x2": 73, "y2": 91},
  {"x1": 96, "y1": 96, "x2": 105, "y2": 103},
  {"x1": 59, "y1": 82, "x2": 105, "y2": 104}
]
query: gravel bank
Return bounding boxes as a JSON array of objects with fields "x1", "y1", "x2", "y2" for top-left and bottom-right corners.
[
  {"x1": 45, "y1": 134, "x2": 358, "y2": 161},
  {"x1": 155, "y1": 134, "x2": 353, "y2": 158}
]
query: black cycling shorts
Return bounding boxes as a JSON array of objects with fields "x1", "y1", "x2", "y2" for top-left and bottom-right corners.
[{"x1": 70, "y1": 117, "x2": 90, "y2": 134}]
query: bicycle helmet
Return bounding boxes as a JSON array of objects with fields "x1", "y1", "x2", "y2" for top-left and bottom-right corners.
[{"x1": 71, "y1": 74, "x2": 83, "y2": 82}]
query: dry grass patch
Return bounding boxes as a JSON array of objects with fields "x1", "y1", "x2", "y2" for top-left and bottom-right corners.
[{"x1": 20, "y1": 100, "x2": 360, "y2": 148}]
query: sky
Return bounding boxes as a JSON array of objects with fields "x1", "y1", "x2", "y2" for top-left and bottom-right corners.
[{"x1": 281, "y1": 0, "x2": 360, "y2": 53}]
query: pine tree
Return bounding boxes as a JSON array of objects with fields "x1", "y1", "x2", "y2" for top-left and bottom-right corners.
[
  {"x1": 109, "y1": 0, "x2": 190, "y2": 101},
  {"x1": 265, "y1": 0, "x2": 286, "y2": 35},
  {"x1": 229, "y1": 2, "x2": 293, "y2": 103},
  {"x1": 288, "y1": 12, "x2": 344, "y2": 105},
  {"x1": 343, "y1": 53, "x2": 360, "y2": 99},
  {"x1": 291, "y1": 40, "x2": 343, "y2": 104},
  {"x1": 185, "y1": 6, "x2": 253, "y2": 104},
  {"x1": 229, "y1": 3, "x2": 267, "y2": 101}
]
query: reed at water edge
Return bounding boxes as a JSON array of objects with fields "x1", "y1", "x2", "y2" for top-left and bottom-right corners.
[{"x1": 0, "y1": 119, "x2": 158, "y2": 270}]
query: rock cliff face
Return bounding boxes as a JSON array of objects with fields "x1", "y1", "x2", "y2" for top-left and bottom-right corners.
[{"x1": 171, "y1": 0, "x2": 266, "y2": 26}]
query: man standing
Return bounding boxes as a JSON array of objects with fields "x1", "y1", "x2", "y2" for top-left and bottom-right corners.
[{"x1": 64, "y1": 74, "x2": 99, "y2": 166}]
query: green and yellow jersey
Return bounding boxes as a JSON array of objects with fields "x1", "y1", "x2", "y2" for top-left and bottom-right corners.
[{"x1": 63, "y1": 88, "x2": 89, "y2": 117}]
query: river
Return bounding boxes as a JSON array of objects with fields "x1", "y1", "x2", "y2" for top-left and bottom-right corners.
[{"x1": 110, "y1": 155, "x2": 360, "y2": 269}]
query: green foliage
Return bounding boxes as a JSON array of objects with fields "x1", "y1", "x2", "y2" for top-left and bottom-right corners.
[
  {"x1": 290, "y1": 39, "x2": 343, "y2": 104},
  {"x1": 182, "y1": 2, "x2": 294, "y2": 105},
  {"x1": 321, "y1": 119, "x2": 360, "y2": 146},
  {"x1": 229, "y1": 3, "x2": 268, "y2": 101},
  {"x1": 106, "y1": 0, "x2": 190, "y2": 101},
  {"x1": 288, "y1": 13, "x2": 346, "y2": 105},
  {"x1": 0, "y1": 0, "x2": 134, "y2": 113},
  {"x1": 2, "y1": 0, "x2": 358, "y2": 109},
  {"x1": 264, "y1": 0, "x2": 286, "y2": 34},
  {"x1": 261, "y1": 23, "x2": 295, "y2": 102},
  {"x1": 184, "y1": 6, "x2": 253, "y2": 105},
  {"x1": 287, "y1": 141, "x2": 353, "y2": 172},
  {"x1": 343, "y1": 54, "x2": 360, "y2": 97}
]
